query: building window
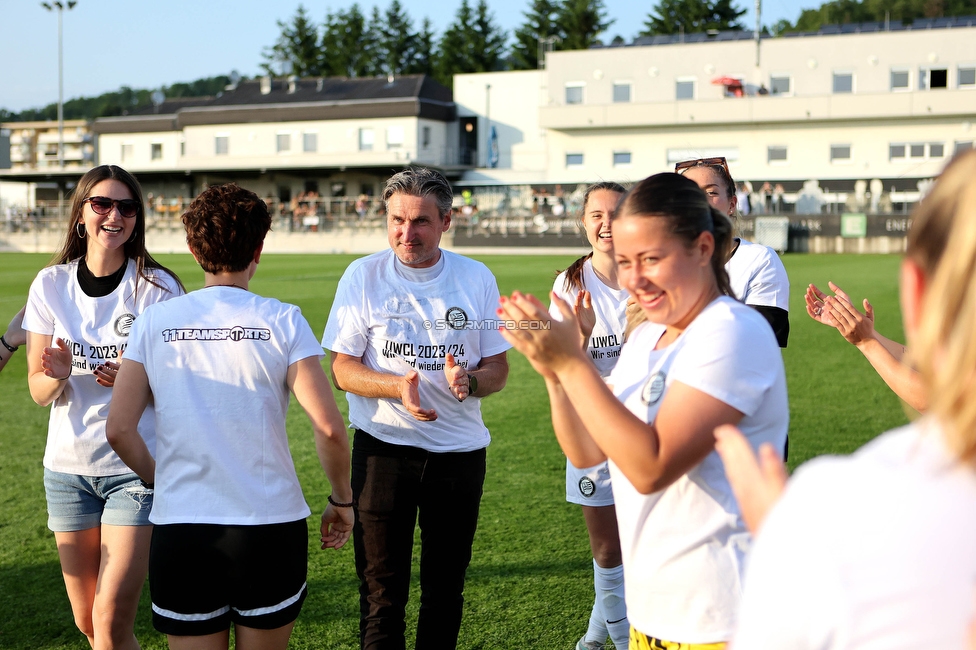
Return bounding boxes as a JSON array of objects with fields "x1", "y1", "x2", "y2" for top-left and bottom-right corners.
[
  {"x1": 151, "y1": 143, "x2": 162, "y2": 160},
  {"x1": 833, "y1": 72, "x2": 854, "y2": 93},
  {"x1": 121, "y1": 143, "x2": 133, "y2": 161},
  {"x1": 359, "y1": 128, "x2": 374, "y2": 151},
  {"x1": 676, "y1": 79, "x2": 695, "y2": 100},
  {"x1": 891, "y1": 142, "x2": 945, "y2": 160},
  {"x1": 215, "y1": 135, "x2": 229, "y2": 155},
  {"x1": 956, "y1": 140, "x2": 975, "y2": 155},
  {"x1": 303, "y1": 132, "x2": 317, "y2": 153},
  {"x1": 565, "y1": 83, "x2": 584, "y2": 104},
  {"x1": 919, "y1": 67, "x2": 948, "y2": 89},
  {"x1": 422, "y1": 126, "x2": 431, "y2": 149},
  {"x1": 767, "y1": 146, "x2": 787, "y2": 163},
  {"x1": 612, "y1": 82, "x2": 631, "y2": 103},
  {"x1": 929, "y1": 143, "x2": 945, "y2": 158},
  {"x1": 830, "y1": 144, "x2": 851, "y2": 162},
  {"x1": 565, "y1": 152, "x2": 584, "y2": 167},
  {"x1": 890, "y1": 69, "x2": 910, "y2": 91},
  {"x1": 613, "y1": 151, "x2": 631, "y2": 166},
  {"x1": 180, "y1": 139, "x2": 185, "y2": 157},
  {"x1": 910, "y1": 143, "x2": 926, "y2": 158},
  {"x1": 387, "y1": 126, "x2": 404, "y2": 150},
  {"x1": 770, "y1": 75, "x2": 791, "y2": 95},
  {"x1": 959, "y1": 66, "x2": 976, "y2": 88},
  {"x1": 889, "y1": 143, "x2": 906, "y2": 160},
  {"x1": 276, "y1": 133, "x2": 291, "y2": 153}
]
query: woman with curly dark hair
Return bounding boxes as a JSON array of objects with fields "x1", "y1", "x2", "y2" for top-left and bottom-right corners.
[{"x1": 107, "y1": 183, "x2": 352, "y2": 650}]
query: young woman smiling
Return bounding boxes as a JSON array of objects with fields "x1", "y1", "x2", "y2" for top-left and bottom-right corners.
[
  {"x1": 550, "y1": 182, "x2": 631, "y2": 650},
  {"x1": 24, "y1": 165, "x2": 183, "y2": 649},
  {"x1": 499, "y1": 173, "x2": 788, "y2": 649}
]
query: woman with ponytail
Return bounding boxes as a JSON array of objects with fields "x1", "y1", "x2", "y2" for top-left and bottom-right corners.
[
  {"x1": 498, "y1": 173, "x2": 787, "y2": 649},
  {"x1": 550, "y1": 182, "x2": 630, "y2": 650},
  {"x1": 23, "y1": 165, "x2": 184, "y2": 648}
]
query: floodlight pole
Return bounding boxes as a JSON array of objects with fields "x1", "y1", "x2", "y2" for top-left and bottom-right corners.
[
  {"x1": 755, "y1": 0, "x2": 761, "y2": 67},
  {"x1": 42, "y1": 1, "x2": 76, "y2": 170}
]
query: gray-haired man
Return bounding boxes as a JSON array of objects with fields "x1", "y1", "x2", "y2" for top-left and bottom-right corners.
[{"x1": 322, "y1": 167, "x2": 510, "y2": 649}]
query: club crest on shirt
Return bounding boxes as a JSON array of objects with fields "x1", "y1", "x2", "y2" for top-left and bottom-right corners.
[
  {"x1": 445, "y1": 306, "x2": 468, "y2": 330},
  {"x1": 114, "y1": 313, "x2": 135, "y2": 337},
  {"x1": 641, "y1": 371, "x2": 666, "y2": 406},
  {"x1": 578, "y1": 476, "x2": 596, "y2": 497}
]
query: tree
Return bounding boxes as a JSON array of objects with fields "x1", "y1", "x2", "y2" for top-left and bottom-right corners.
[
  {"x1": 557, "y1": 0, "x2": 613, "y2": 50},
  {"x1": 434, "y1": 0, "x2": 507, "y2": 85},
  {"x1": 321, "y1": 4, "x2": 375, "y2": 77},
  {"x1": 405, "y1": 17, "x2": 436, "y2": 75},
  {"x1": 772, "y1": 0, "x2": 976, "y2": 33},
  {"x1": 511, "y1": 0, "x2": 562, "y2": 70},
  {"x1": 641, "y1": 0, "x2": 746, "y2": 36},
  {"x1": 261, "y1": 4, "x2": 322, "y2": 77},
  {"x1": 379, "y1": 0, "x2": 417, "y2": 76}
]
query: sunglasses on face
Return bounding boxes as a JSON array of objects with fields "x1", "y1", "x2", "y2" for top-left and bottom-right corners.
[
  {"x1": 83, "y1": 196, "x2": 140, "y2": 218},
  {"x1": 674, "y1": 157, "x2": 731, "y2": 178}
]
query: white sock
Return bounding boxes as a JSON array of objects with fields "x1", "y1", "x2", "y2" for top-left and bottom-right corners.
[
  {"x1": 594, "y1": 562, "x2": 628, "y2": 649},
  {"x1": 584, "y1": 559, "x2": 608, "y2": 644}
]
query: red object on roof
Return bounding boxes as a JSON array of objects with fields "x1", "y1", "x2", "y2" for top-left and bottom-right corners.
[{"x1": 712, "y1": 76, "x2": 744, "y2": 96}]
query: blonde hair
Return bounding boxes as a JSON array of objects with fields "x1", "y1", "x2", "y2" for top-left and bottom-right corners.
[{"x1": 907, "y1": 150, "x2": 976, "y2": 465}]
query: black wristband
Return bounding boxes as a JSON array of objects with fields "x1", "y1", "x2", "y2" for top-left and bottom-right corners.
[
  {"x1": 328, "y1": 494, "x2": 355, "y2": 508},
  {"x1": 139, "y1": 479, "x2": 154, "y2": 490},
  {"x1": 0, "y1": 335, "x2": 17, "y2": 353}
]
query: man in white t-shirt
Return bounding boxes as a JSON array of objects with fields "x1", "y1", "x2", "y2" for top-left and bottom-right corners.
[{"x1": 321, "y1": 167, "x2": 510, "y2": 650}]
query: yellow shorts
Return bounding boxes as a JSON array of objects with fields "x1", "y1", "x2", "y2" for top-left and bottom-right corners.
[{"x1": 630, "y1": 627, "x2": 727, "y2": 650}]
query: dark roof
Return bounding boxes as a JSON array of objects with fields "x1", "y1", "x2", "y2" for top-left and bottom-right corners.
[
  {"x1": 92, "y1": 74, "x2": 455, "y2": 134},
  {"x1": 608, "y1": 14, "x2": 976, "y2": 48}
]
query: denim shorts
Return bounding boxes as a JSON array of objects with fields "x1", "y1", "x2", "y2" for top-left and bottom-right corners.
[{"x1": 44, "y1": 468, "x2": 154, "y2": 532}]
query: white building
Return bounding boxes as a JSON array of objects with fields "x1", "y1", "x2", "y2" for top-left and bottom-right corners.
[{"x1": 454, "y1": 16, "x2": 976, "y2": 211}]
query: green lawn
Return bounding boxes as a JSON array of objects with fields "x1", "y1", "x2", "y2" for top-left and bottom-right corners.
[{"x1": 0, "y1": 252, "x2": 910, "y2": 649}]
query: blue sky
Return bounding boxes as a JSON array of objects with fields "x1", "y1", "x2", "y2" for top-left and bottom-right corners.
[{"x1": 0, "y1": 0, "x2": 809, "y2": 112}]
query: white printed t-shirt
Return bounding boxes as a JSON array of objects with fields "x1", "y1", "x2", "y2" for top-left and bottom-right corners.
[
  {"x1": 726, "y1": 238, "x2": 789, "y2": 310},
  {"x1": 24, "y1": 259, "x2": 182, "y2": 476},
  {"x1": 550, "y1": 258, "x2": 628, "y2": 379},
  {"x1": 733, "y1": 418, "x2": 976, "y2": 650},
  {"x1": 123, "y1": 287, "x2": 321, "y2": 525},
  {"x1": 607, "y1": 296, "x2": 788, "y2": 643},
  {"x1": 322, "y1": 249, "x2": 511, "y2": 453}
]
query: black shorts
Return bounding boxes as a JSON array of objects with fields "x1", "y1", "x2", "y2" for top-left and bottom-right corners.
[{"x1": 149, "y1": 520, "x2": 309, "y2": 636}]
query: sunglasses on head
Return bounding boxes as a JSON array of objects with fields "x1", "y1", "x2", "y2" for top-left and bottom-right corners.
[
  {"x1": 83, "y1": 196, "x2": 140, "y2": 219},
  {"x1": 675, "y1": 157, "x2": 731, "y2": 178}
]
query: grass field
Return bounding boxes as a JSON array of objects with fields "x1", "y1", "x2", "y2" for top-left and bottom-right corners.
[{"x1": 0, "y1": 252, "x2": 911, "y2": 649}]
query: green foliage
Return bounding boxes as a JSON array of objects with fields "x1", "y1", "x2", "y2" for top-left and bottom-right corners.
[
  {"x1": 378, "y1": 1, "x2": 419, "y2": 76},
  {"x1": 434, "y1": 0, "x2": 507, "y2": 86},
  {"x1": 511, "y1": 0, "x2": 562, "y2": 70},
  {"x1": 1, "y1": 76, "x2": 232, "y2": 122},
  {"x1": 261, "y1": 4, "x2": 323, "y2": 77},
  {"x1": 774, "y1": 0, "x2": 976, "y2": 33},
  {"x1": 557, "y1": 0, "x2": 613, "y2": 50},
  {"x1": 642, "y1": 0, "x2": 746, "y2": 36},
  {"x1": 321, "y1": 4, "x2": 376, "y2": 78}
]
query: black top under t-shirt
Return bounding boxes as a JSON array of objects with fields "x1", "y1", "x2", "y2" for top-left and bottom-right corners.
[{"x1": 77, "y1": 258, "x2": 127, "y2": 298}]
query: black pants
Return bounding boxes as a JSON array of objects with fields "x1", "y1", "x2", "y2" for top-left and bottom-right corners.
[{"x1": 352, "y1": 430, "x2": 487, "y2": 650}]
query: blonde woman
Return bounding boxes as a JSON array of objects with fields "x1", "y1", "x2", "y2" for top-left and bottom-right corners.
[{"x1": 722, "y1": 150, "x2": 976, "y2": 648}]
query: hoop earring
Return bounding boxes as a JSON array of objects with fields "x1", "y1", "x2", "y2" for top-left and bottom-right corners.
[{"x1": 76, "y1": 222, "x2": 86, "y2": 239}]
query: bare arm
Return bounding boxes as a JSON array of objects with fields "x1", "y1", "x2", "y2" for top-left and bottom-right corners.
[
  {"x1": 330, "y1": 350, "x2": 437, "y2": 421},
  {"x1": 26, "y1": 331, "x2": 72, "y2": 406},
  {"x1": 500, "y1": 291, "x2": 743, "y2": 494},
  {"x1": 105, "y1": 359, "x2": 156, "y2": 482},
  {"x1": 545, "y1": 376, "x2": 607, "y2": 468},
  {"x1": 0, "y1": 306, "x2": 26, "y2": 374},
  {"x1": 467, "y1": 351, "x2": 508, "y2": 397},
  {"x1": 287, "y1": 356, "x2": 354, "y2": 550}
]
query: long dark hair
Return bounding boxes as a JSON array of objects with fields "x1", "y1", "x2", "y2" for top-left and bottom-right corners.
[
  {"x1": 561, "y1": 181, "x2": 627, "y2": 292},
  {"x1": 617, "y1": 173, "x2": 734, "y2": 334},
  {"x1": 53, "y1": 165, "x2": 184, "y2": 298}
]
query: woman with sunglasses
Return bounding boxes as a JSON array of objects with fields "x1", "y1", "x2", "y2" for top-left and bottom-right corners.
[
  {"x1": 551, "y1": 181, "x2": 630, "y2": 650},
  {"x1": 24, "y1": 165, "x2": 184, "y2": 649},
  {"x1": 676, "y1": 157, "x2": 790, "y2": 349},
  {"x1": 499, "y1": 173, "x2": 788, "y2": 649}
]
